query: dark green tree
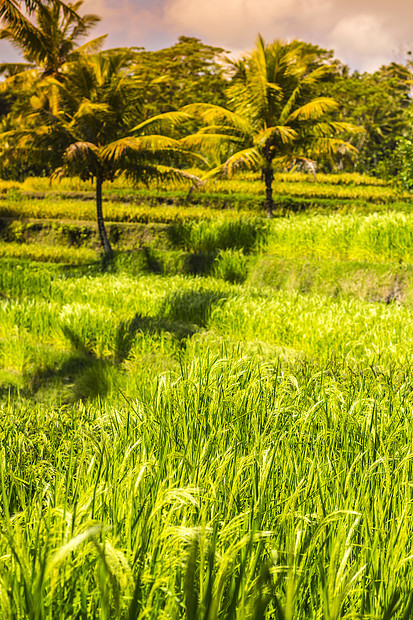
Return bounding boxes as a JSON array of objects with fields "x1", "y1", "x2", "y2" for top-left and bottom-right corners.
[
  {"x1": 327, "y1": 62, "x2": 412, "y2": 172},
  {"x1": 135, "y1": 36, "x2": 229, "y2": 116}
]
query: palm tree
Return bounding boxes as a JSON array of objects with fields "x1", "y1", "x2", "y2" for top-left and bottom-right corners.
[
  {"x1": 183, "y1": 36, "x2": 358, "y2": 217},
  {"x1": 0, "y1": 0, "x2": 105, "y2": 78},
  {"x1": 1, "y1": 50, "x2": 199, "y2": 256},
  {"x1": 1, "y1": 0, "x2": 46, "y2": 14}
]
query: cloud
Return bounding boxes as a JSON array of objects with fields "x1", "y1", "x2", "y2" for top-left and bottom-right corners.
[
  {"x1": 2, "y1": 0, "x2": 412, "y2": 72},
  {"x1": 163, "y1": 0, "x2": 332, "y2": 48},
  {"x1": 328, "y1": 14, "x2": 396, "y2": 71},
  {"x1": 81, "y1": 0, "x2": 166, "y2": 49}
]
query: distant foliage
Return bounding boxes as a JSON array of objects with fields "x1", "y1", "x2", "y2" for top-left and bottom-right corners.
[
  {"x1": 136, "y1": 36, "x2": 229, "y2": 115},
  {"x1": 395, "y1": 137, "x2": 413, "y2": 191}
]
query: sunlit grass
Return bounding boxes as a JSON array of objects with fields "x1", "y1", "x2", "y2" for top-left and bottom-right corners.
[
  {"x1": 0, "y1": 198, "x2": 256, "y2": 223},
  {"x1": 265, "y1": 211, "x2": 413, "y2": 262},
  {"x1": 2, "y1": 343, "x2": 413, "y2": 617},
  {"x1": 0, "y1": 241, "x2": 97, "y2": 263},
  {"x1": 1, "y1": 165, "x2": 413, "y2": 617}
]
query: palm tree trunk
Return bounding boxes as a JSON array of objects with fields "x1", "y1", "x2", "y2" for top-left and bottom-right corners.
[
  {"x1": 263, "y1": 166, "x2": 274, "y2": 218},
  {"x1": 96, "y1": 175, "x2": 113, "y2": 257}
]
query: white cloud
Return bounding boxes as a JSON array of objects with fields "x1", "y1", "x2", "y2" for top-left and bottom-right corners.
[
  {"x1": 81, "y1": 0, "x2": 164, "y2": 49},
  {"x1": 328, "y1": 14, "x2": 396, "y2": 71},
  {"x1": 163, "y1": 0, "x2": 332, "y2": 48}
]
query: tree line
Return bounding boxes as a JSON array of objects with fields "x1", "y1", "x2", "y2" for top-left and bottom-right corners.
[{"x1": 0, "y1": 0, "x2": 412, "y2": 255}]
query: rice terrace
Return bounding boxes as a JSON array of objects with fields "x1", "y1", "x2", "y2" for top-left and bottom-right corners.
[{"x1": 3, "y1": 1, "x2": 413, "y2": 618}]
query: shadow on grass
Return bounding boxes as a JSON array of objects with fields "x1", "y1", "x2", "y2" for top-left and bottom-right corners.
[
  {"x1": 57, "y1": 249, "x2": 216, "y2": 279},
  {"x1": 25, "y1": 352, "x2": 115, "y2": 402},
  {"x1": 24, "y1": 323, "x2": 118, "y2": 402},
  {"x1": 17, "y1": 288, "x2": 228, "y2": 403},
  {"x1": 115, "y1": 289, "x2": 226, "y2": 367},
  {"x1": 159, "y1": 288, "x2": 228, "y2": 328},
  {"x1": 115, "y1": 313, "x2": 199, "y2": 363},
  {"x1": 25, "y1": 307, "x2": 203, "y2": 402}
]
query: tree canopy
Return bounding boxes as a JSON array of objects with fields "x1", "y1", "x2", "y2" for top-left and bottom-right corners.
[
  {"x1": 183, "y1": 36, "x2": 358, "y2": 216},
  {"x1": 135, "y1": 36, "x2": 229, "y2": 117},
  {"x1": 0, "y1": 0, "x2": 104, "y2": 78}
]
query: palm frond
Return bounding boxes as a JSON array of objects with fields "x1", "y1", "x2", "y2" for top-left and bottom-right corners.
[
  {"x1": 0, "y1": 0, "x2": 36, "y2": 35},
  {"x1": 99, "y1": 137, "x2": 141, "y2": 161},
  {"x1": 132, "y1": 111, "x2": 191, "y2": 135},
  {"x1": 65, "y1": 140, "x2": 99, "y2": 158},
  {"x1": 222, "y1": 147, "x2": 263, "y2": 176},
  {"x1": 182, "y1": 103, "x2": 253, "y2": 136},
  {"x1": 308, "y1": 121, "x2": 364, "y2": 138},
  {"x1": 287, "y1": 97, "x2": 339, "y2": 122},
  {"x1": 255, "y1": 125, "x2": 297, "y2": 147},
  {"x1": 0, "y1": 61, "x2": 35, "y2": 76},
  {"x1": 252, "y1": 36, "x2": 273, "y2": 115},
  {"x1": 0, "y1": 22, "x2": 46, "y2": 61},
  {"x1": 60, "y1": 140, "x2": 100, "y2": 179},
  {"x1": 279, "y1": 84, "x2": 302, "y2": 124},
  {"x1": 73, "y1": 100, "x2": 112, "y2": 120},
  {"x1": 100, "y1": 135, "x2": 185, "y2": 163},
  {"x1": 300, "y1": 137, "x2": 359, "y2": 159},
  {"x1": 317, "y1": 121, "x2": 364, "y2": 135},
  {"x1": 300, "y1": 63, "x2": 336, "y2": 87},
  {"x1": 69, "y1": 34, "x2": 107, "y2": 57},
  {"x1": 124, "y1": 163, "x2": 202, "y2": 187},
  {"x1": 131, "y1": 134, "x2": 183, "y2": 151},
  {"x1": 180, "y1": 132, "x2": 244, "y2": 154}
]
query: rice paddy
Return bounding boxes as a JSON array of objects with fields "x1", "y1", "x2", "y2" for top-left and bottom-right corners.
[{"x1": 1, "y1": 172, "x2": 413, "y2": 618}]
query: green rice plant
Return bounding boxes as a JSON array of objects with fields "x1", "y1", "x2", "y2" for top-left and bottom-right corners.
[
  {"x1": 1, "y1": 170, "x2": 400, "y2": 219},
  {"x1": 19, "y1": 175, "x2": 96, "y2": 192},
  {"x1": 159, "y1": 285, "x2": 229, "y2": 328},
  {"x1": 0, "y1": 242, "x2": 97, "y2": 264},
  {"x1": 4, "y1": 262, "x2": 413, "y2": 372},
  {"x1": 3, "y1": 218, "x2": 413, "y2": 617},
  {"x1": 265, "y1": 211, "x2": 413, "y2": 262},
  {"x1": 0, "y1": 197, "x2": 255, "y2": 224},
  {"x1": 0, "y1": 262, "x2": 53, "y2": 297},
  {"x1": 248, "y1": 255, "x2": 413, "y2": 304},
  {"x1": 230, "y1": 170, "x2": 388, "y2": 186},
  {"x1": 2, "y1": 352, "x2": 413, "y2": 617},
  {"x1": 207, "y1": 287, "x2": 413, "y2": 368},
  {"x1": 204, "y1": 176, "x2": 402, "y2": 203},
  {"x1": 169, "y1": 217, "x2": 268, "y2": 254},
  {"x1": 213, "y1": 248, "x2": 250, "y2": 283}
]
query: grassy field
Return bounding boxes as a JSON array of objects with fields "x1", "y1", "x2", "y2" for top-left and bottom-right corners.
[{"x1": 1, "y1": 172, "x2": 413, "y2": 618}]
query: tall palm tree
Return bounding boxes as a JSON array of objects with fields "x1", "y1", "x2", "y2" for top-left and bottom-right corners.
[
  {"x1": 1, "y1": 50, "x2": 199, "y2": 256},
  {"x1": 183, "y1": 36, "x2": 359, "y2": 217},
  {"x1": 0, "y1": 0, "x2": 105, "y2": 78}
]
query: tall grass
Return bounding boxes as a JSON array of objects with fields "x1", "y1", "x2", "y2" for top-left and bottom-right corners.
[
  {"x1": 2, "y1": 263, "x2": 413, "y2": 391},
  {"x1": 2, "y1": 353, "x2": 413, "y2": 617},
  {"x1": 265, "y1": 211, "x2": 413, "y2": 262},
  {"x1": 169, "y1": 218, "x2": 268, "y2": 254}
]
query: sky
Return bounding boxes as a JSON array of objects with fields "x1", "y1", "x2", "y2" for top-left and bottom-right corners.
[{"x1": 1, "y1": 0, "x2": 413, "y2": 73}]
